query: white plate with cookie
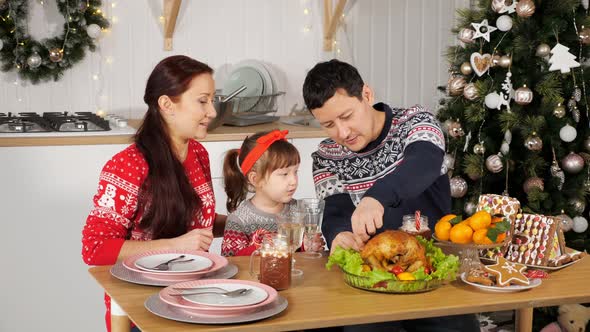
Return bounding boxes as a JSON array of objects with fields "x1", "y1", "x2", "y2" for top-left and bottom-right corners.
[{"x1": 461, "y1": 272, "x2": 542, "y2": 292}]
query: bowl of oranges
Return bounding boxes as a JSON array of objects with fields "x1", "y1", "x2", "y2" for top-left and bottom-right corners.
[{"x1": 432, "y1": 211, "x2": 512, "y2": 273}]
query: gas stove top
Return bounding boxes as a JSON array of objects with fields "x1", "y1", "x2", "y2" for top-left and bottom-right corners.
[{"x1": 0, "y1": 112, "x2": 112, "y2": 133}]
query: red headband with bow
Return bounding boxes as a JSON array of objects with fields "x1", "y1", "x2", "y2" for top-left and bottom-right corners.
[{"x1": 240, "y1": 130, "x2": 289, "y2": 174}]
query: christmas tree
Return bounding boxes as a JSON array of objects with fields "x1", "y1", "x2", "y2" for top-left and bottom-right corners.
[
  {"x1": 437, "y1": 0, "x2": 590, "y2": 259},
  {"x1": 437, "y1": 2, "x2": 590, "y2": 327}
]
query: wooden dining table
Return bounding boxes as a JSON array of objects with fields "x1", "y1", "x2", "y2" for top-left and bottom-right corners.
[{"x1": 89, "y1": 253, "x2": 590, "y2": 332}]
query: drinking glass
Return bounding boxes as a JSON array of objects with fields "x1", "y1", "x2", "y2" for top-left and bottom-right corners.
[
  {"x1": 277, "y1": 210, "x2": 305, "y2": 277},
  {"x1": 298, "y1": 198, "x2": 325, "y2": 259}
]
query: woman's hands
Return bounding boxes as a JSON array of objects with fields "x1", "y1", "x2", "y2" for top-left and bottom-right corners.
[{"x1": 173, "y1": 228, "x2": 214, "y2": 251}]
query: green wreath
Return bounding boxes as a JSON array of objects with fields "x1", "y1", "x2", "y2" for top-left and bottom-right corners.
[{"x1": 0, "y1": 0, "x2": 109, "y2": 84}]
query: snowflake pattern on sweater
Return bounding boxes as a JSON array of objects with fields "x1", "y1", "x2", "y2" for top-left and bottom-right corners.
[
  {"x1": 312, "y1": 104, "x2": 445, "y2": 205},
  {"x1": 221, "y1": 199, "x2": 297, "y2": 256},
  {"x1": 81, "y1": 140, "x2": 215, "y2": 266}
]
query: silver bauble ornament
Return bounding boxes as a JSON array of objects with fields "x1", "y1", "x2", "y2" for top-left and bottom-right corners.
[
  {"x1": 524, "y1": 135, "x2": 543, "y2": 151},
  {"x1": 447, "y1": 76, "x2": 467, "y2": 96},
  {"x1": 553, "y1": 103, "x2": 566, "y2": 118},
  {"x1": 458, "y1": 28, "x2": 475, "y2": 44},
  {"x1": 464, "y1": 201, "x2": 477, "y2": 216},
  {"x1": 583, "y1": 137, "x2": 590, "y2": 152},
  {"x1": 473, "y1": 143, "x2": 486, "y2": 155},
  {"x1": 443, "y1": 154, "x2": 455, "y2": 173},
  {"x1": 569, "y1": 198, "x2": 587, "y2": 215},
  {"x1": 26, "y1": 53, "x2": 42, "y2": 69},
  {"x1": 463, "y1": 83, "x2": 478, "y2": 101},
  {"x1": 523, "y1": 177, "x2": 544, "y2": 193},
  {"x1": 460, "y1": 62, "x2": 473, "y2": 75},
  {"x1": 514, "y1": 85, "x2": 533, "y2": 105},
  {"x1": 485, "y1": 154, "x2": 503, "y2": 173},
  {"x1": 496, "y1": 15, "x2": 513, "y2": 32},
  {"x1": 485, "y1": 92, "x2": 501, "y2": 109},
  {"x1": 573, "y1": 216, "x2": 589, "y2": 233},
  {"x1": 48, "y1": 48, "x2": 63, "y2": 62},
  {"x1": 579, "y1": 27, "x2": 590, "y2": 45},
  {"x1": 516, "y1": 0, "x2": 535, "y2": 17},
  {"x1": 78, "y1": 1, "x2": 88, "y2": 12},
  {"x1": 557, "y1": 214, "x2": 574, "y2": 232},
  {"x1": 86, "y1": 24, "x2": 102, "y2": 39},
  {"x1": 450, "y1": 176, "x2": 468, "y2": 198},
  {"x1": 536, "y1": 43, "x2": 551, "y2": 57},
  {"x1": 499, "y1": 55, "x2": 511, "y2": 68},
  {"x1": 562, "y1": 152, "x2": 585, "y2": 174},
  {"x1": 448, "y1": 121, "x2": 465, "y2": 138},
  {"x1": 559, "y1": 124, "x2": 577, "y2": 142}
]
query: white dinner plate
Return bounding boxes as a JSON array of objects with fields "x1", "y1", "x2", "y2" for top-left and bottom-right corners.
[
  {"x1": 182, "y1": 282, "x2": 269, "y2": 307},
  {"x1": 135, "y1": 253, "x2": 213, "y2": 273},
  {"x1": 461, "y1": 272, "x2": 542, "y2": 292}
]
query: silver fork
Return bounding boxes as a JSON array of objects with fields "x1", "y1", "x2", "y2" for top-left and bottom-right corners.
[
  {"x1": 138, "y1": 255, "x2": 192, "y2": 271},
  {"x1": 170, "y1": 288, "x2": 252, "y2": 297}
]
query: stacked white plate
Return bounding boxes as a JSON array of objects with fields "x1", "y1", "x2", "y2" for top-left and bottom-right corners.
[
  {"x1": 110, "y1": 249, "x2": 237, "y2": 287},
  {"x1": 222, "y1": 59, "x2": 277, "y2": 114}
]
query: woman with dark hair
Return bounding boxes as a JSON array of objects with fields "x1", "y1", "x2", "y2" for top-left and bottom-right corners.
[{"x1": 81, "y1": 55, "x2": 225, "y2": 332}]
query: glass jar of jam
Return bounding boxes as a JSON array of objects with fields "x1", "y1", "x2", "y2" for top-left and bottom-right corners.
[
  {"x1": 249, "y1": 233, "x2": 292, "y2": 290},
  {"x1": 400, "y1": 214, "x2": 432, "y2": 240}
]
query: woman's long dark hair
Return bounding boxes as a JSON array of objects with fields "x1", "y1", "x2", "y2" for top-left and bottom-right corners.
[
  {"x1": 134, "y1": 55, "x2": 213, "y2": 239},
  {"x1": 223, "y1": 131, "x2": 301, "y2": 212}
]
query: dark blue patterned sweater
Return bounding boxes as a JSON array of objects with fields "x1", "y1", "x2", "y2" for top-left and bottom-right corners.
[{"x1": 312, "y1": 103, "x2": 451, "y2": 248}]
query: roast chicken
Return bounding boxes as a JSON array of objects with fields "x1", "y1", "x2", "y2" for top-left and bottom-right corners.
[{"x1": 361, "y1": 230, "x2": 430, "y2": 273}]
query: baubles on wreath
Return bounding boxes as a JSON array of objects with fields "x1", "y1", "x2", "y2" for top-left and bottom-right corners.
[
  {"x1": 523, "y1": 177, "x2": 544, "y2": 193},
  {"x1": 561, "y1": 152, "x2": 585, "y2": 174},
  {"x1": 450, "y1": 176, "x2": 468, "y2": 198},
  {"x1": 485, "y1": 154, "x2": 503, "y2": 173},
  {"x1": 49, "y1": 48, "x2": 64, "y2": 63}
]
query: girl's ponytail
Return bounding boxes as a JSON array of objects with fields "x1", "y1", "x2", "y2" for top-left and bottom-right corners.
[{"x1": 223, "y1": 149, "x2": 248, "y2": 213}]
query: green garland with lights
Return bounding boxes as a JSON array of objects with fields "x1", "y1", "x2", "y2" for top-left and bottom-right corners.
[{"x1": 0, "y1": 0, "x2": 109, "y2": 84}]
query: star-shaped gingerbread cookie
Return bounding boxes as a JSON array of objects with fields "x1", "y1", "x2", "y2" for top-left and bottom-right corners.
[
  {"x1": 471, "y1": 19, "x2": 498, "y2": 42},
  {"x1": 483, "y1": 257, "x2": 530, "y2": 286}
]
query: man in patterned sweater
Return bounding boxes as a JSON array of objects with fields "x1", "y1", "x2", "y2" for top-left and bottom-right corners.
[{"x1": 302, "y1": 59, "x2": 478, "y2": 332}]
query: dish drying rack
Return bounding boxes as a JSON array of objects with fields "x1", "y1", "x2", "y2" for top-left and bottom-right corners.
[{"x1": 223, "y1": 92, "x2": 284, "y2": 127}]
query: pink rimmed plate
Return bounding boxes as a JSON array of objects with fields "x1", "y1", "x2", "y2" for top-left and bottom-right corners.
[
  {"x1": 159, "y1": 279, "x2": 278, "y2": 315},
  {"x1": 122, "y1": 250, "x2": 228, "y2": 281}
]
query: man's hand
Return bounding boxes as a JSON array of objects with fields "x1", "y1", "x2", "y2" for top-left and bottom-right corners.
[
  {"x1": 330, "y1": 231, "x2": 365, "y2": 254},
  {"x1": 351, "y1": 196, "x2": 384, "y2": 241}
]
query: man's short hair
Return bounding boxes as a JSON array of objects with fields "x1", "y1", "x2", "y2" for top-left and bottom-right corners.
[{"x1": 302, "y1": 59, "x2": 364, "y2": 111}]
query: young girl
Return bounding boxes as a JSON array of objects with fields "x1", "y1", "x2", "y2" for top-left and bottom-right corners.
[{"x1": 221, "y1": 129, "x2": 301, "y2": 256}]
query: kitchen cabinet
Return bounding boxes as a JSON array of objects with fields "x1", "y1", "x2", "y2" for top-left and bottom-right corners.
[{"x1": 0, "y1": 136, "x2": 325, "y2": 332}]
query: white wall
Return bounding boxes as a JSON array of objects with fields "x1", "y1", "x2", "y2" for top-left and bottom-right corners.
[{"x1": 1, "y1": 0, "x2": 467, "y2": 117}]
